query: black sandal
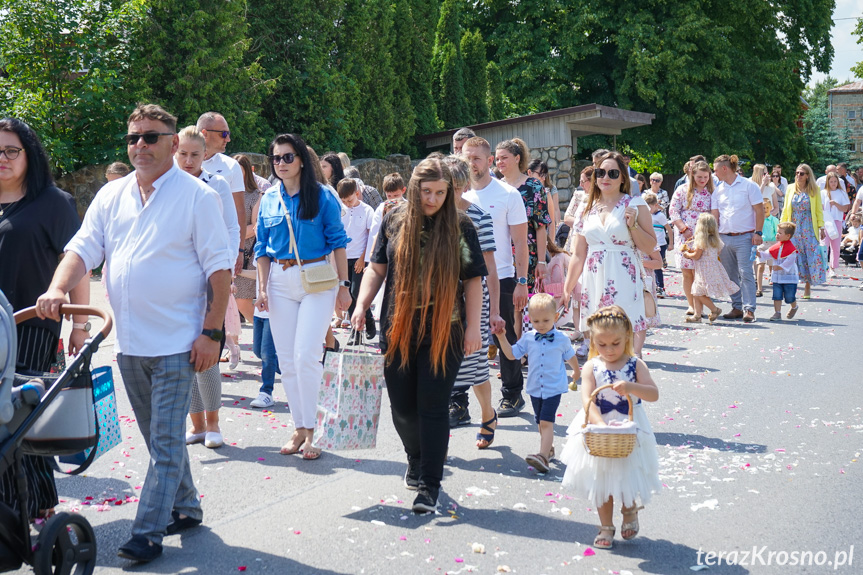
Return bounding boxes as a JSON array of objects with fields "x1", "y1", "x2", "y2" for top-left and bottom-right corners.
[{"x1": 476, "y1": 411, "x2": 497, "y2": 449}]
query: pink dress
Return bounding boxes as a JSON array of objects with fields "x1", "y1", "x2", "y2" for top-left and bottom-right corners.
[
  {"x1": 691, "y1": 245, "x2": 740, "y2": 297},
  {"x1": 668, "y1": 186, "x2": 713, "y2": 270}
]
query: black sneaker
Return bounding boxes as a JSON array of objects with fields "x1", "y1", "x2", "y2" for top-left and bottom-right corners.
[
  {"x1": 366, "y1": 319, "x2": 377, "y2": 339},
  {"x1": 497, "y1": 395, "x2": 525, "y2": 418},
  {"x1": 403, "y1": 457, "x2": 420, "y2": 491},
  {"x1": 118, "y1": 535, "x2": 163, "y2": 562},
  {"x1": 411, "y1": 486, "x2": 439, "y2": 514},
  {"x1": 448, "y1": 401, "x2": 471, "y2": 427},
  {"x1": 166, "y1": 510, "x2": 202, "y2": 535}
]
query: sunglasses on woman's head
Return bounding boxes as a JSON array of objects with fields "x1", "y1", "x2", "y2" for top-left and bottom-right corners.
[
  {"x1": 594, "y1": 168, "x2": 621, "y2": 179},
  {"x1": 270, "y1": 153, "x2": 297, "y2": 165}
]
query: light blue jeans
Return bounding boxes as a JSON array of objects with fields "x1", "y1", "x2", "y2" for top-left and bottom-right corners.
[{"x1": 719, "y1": 233, "x2": 757, "y2": 313}]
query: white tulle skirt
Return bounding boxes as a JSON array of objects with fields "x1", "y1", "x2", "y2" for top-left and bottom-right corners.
[{"x1": 560, "y1": 403, "x2": 662, "y2": 508}]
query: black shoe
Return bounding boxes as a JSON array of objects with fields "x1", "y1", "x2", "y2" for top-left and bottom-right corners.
[
  {"x1": 365, "y1": 319, "x2": 377, "y2": 340},
  {"x1": 411, "y1": 486, "x2": 439, "y2": 514},
  {"x1": 403, "y1": 457, "x2": 420, "y2": 491},
  {"x1": 118, "y1": 535, "x2": 162, "y2": 562},
  {"x1": 497, "y1": 396, "x2": 525, "y2": 418},
  {"x1": 448, "y1": 401, "x2": 471, "y2": 427},
  {"x1": 350, "y1": 332, "x2": 362, "y2": 346},
  {"x1": 166, "y1": 510, "x2": 202, "y2": 535}
]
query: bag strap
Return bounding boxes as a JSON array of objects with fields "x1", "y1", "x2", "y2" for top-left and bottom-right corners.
[
  {"x1": 276, "y1": 189, "x2": 304, "y2": 270},
  {"x1": 53, "y1": 366, "x2": 102, "y2": 476}
]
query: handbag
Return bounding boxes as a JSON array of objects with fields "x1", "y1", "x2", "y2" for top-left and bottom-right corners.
[
  {"x1": 625, "y1": 204, "x2": 657, "y2": 319},
  {"x1": 823, "y1": 219, "x2": 839, "y2": 240},
  {"x1": 312, "y1": 333, "x2": 385, "y2": 450},
  {"x1": 58, "y1": 366, "x2": 122, "y2": 474},
  {"x1": 276, "y1": 191, "x2": 339, "y2": 293},
  {"x1": 21, "y1": 367, "x2": 96, "y2": 457}
]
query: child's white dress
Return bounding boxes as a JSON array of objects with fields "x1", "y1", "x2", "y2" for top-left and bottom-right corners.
[{"x1": 560, "y1": 356, "x2": 662, "y2": 507}]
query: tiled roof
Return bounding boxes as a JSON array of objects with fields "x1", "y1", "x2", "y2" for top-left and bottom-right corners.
[{"x1": 829, "y1": 81, "x2": 863, "y2": 93}]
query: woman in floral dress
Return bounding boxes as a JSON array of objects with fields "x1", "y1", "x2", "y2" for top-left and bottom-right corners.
[
  {"x1": 669, "y1": 160, "x2": 714, "y2": 316},
  {"x1": 496, "y1": 138, "x2": 551, "y2": 291},
  {"x1": 780, "y1": 164, "x2": 826, "y2": 297},
  {"x1": 562, "y1": 152, "x2": 657, "y2": 341}
]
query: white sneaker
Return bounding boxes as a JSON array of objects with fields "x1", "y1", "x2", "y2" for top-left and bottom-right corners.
[
  {"x1": 250, "y1": 392, "x2": 274, "y2": 409},
  {"x1": 575, "y1": 341, "x2": 589, "y2": 358}
]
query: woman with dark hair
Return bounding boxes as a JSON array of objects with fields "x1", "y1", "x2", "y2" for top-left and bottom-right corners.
[
  {"x1": 563, "y1": 152, "x2": 656, "y2": 355},
  {"x1": 255, "y1": 134, "x2": 351, "y2": 460},
  {"x1": 351, "y1": 158, "x2": 485, "y2": 513},
  {"x1": 0, "y1": 117, "x2": 89, "y2": 519},
  {"x1": 232, "y1": 154, "x2": 263, "y2": 326},
  {"x1": 320, "y1": 152, "x2": 345, "y2": 189}
]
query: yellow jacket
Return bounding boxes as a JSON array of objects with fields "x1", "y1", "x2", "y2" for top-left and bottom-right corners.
[{"x1": 780, "y1": 184, "x2": 824, "y2": 238}]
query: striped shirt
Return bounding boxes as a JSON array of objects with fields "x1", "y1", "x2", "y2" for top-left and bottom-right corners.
[{"x1": 465, "y1": 202, "x2": 496, "y2": 254}]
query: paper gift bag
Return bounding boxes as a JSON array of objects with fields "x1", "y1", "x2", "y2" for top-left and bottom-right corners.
[
  {"x1": 313, "y1": 348, "x2": 385, "y2": 451},
  {"x1": 59, "y1": 366, "x2": 122, "y2": 469}
]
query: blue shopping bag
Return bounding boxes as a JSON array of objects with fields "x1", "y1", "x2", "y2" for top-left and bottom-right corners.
[{"x1": 59, "y1": 366, "x2": 121, "y2": 472}]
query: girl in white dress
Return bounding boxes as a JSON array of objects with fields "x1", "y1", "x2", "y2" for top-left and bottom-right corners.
[
  {"x1": 562, "y1": 152, "x2": 657, "y2": 353},
  {"x1": 560, "y1": 306, "x2": 661, "y2": 550}
]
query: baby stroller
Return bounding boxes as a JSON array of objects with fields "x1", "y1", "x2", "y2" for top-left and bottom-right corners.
[{"x1": 0, "y1": 290, "x2": 112, "y2": 574}]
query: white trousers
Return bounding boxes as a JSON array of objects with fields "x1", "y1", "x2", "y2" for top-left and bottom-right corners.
[{"x1": 267, "y1": 261, "x2": 336, "y2": 429}]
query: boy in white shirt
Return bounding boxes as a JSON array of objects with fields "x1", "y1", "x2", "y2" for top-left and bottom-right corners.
[
  {"x1": 365, "y1": 173, "x2": 407, "y2": 264},
  {"x1": 644, "y1": 192, "x2": 670, "y2": 297},
  {"x1": 768, "y1": 222, "x2": 799, "y2": 321},
  {"x1": 339, "y1": 178, "x2": 376, "y2": 340}
]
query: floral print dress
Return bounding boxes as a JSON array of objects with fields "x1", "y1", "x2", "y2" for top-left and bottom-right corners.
[
  {"x1": 573, "y1": 194, "x2": 649, "y2": 333},
  {"x1": 514, "y1": 177, "x2": 552, "y2": 290},
  {"x1": 790, "y1": 192, "x2": 826, "y2": 285},
  {"x1": 668, "y1": 187, "x2": 713, "y2": 270}
]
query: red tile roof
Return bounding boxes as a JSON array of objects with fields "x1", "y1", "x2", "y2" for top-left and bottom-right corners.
[{"x1": 828, "y1": 81, "x2": 863, "y2": 94}]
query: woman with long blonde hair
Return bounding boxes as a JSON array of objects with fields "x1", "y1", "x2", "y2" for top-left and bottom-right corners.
[
  {"x1": 668, "y1": 160, "x2": 714, "y2": 316},
  {"x1": 780, "y1": 163, "x2": 826, "y2": 297},
  {"x1": 352, "y1": 158, "x2": 485, "y2": 513},
  {"x1": 819, "y1": 171, "x2": 850, "y2": 275}
]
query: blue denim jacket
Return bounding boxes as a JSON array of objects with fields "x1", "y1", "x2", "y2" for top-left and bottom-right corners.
[{"x1": 254, "y1": 182, "x2": 349, "y2": 261}]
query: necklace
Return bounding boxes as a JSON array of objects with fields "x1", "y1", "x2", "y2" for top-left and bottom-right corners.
[{"x1": 0, "y1": 199, "x2": 20, "y2": 218}]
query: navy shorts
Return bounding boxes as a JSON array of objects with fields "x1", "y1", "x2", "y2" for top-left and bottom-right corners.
[
  {"x1": 530, "y1": 393, "x2": 562, "y2": 424},
  {"x1": 772, "y1": 282, "x2": 797, "y2": 304}
]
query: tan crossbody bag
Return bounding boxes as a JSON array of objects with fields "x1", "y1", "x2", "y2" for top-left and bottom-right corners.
[{"x1": 276, "y1": 191, "x2": 339, "y2": 293}]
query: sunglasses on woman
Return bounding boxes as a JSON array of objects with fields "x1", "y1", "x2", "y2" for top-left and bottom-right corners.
[
  {"x1": 594, "y1": 168, "x2": 621, "y2": 179},
  {"x1": 269, "y1": 153, "x2": 297, "y2": 165},
  {"x1": 795, "y1": 171, "x2": 807, "y2": 177},
  {"x1": 124, "y1": 132, "x2": 174, "y2": 145}
]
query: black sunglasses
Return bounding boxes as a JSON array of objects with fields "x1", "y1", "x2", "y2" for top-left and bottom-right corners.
[
  {"x1": 205, "y1": 129, "x2": 230, "y2": 139},
  {"x1": 269, "y1": 153, "x2": 297, "y2": 165},
  {"x1": 124, "y1": 132, "x2": 174, "y2": 145},
  {"x1": 594, "y1": 168, "x2": 621, "y2": 179}
]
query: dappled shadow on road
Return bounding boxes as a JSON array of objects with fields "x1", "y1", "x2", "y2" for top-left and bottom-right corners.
[
  {"x1": 645, "y1": 362, "x2": 719, "y2": 374},
  {"x1": 613, "y1": 537, "x2": 751, "y2": 574},
  {"x1": 655, "y1": 432, "x2": 766, "y2": 453}
]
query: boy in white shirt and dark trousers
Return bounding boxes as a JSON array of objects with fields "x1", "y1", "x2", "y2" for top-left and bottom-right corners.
[
  {"x1": 644, "y1": 192, "x2": 669, "y2": 297},
  {"x1": 339, "y1": 178, "x2": 376, "y2": 342},
  {"x1": 768, "y1": 222, "x2": 800, "y2": 321}
]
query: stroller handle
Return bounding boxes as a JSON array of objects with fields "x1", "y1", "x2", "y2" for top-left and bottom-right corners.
[{"x1": 13, "y1": 304, "x2": 113, "y2": 338}]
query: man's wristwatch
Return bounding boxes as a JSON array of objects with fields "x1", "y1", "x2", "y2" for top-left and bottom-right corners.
[
  {"x1": 755, "y1": 231, "x2": 763, "y2": 236},
  {"x1": 516, "y1": 277, "x2": 528, "y2": 286},
  {"x1": 73, "y1": 322, "x2": 91, "y2": 332},
  {"x1": 201, "y1": 328, "x2": 224, "y2": 342},
  {"x1": 339, "y1": 280, "x2": 350, "y2": 288}
]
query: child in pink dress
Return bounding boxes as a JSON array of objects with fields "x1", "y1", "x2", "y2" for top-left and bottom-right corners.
[{"x1": 680, "y1": 213, "x2": 739, "y2": 323}]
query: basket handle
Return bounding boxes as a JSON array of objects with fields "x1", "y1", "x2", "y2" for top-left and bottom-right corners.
[
  {"x1": 14, "y1": 304, "x2": 113, "y2": 338},
  {"x1": 582, "y1": 383, "x2": 634, "y2": 428}
]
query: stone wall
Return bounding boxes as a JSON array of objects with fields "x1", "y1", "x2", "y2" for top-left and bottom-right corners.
[
  {"x1": 56, "y1": 164, "x2": 110, "y2": 218},
  {"x1": 353, "y1": 154, "x2": 412, "y2": 192},
  {"x1": 829, "y1": 91, "x2": 863, "y2": 164},
  {"x1": 530, "y1": 145, "x2": 575, "y2": 211}
]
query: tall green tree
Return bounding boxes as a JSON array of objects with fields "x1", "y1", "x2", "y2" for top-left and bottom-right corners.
[
  {"x1": 0, "y1": 0, "x2": 146, "y2": 174},
  {"x1": 486, "y1": 61, "x2": 505, "y2": 121},
  {"x1": 389, "y1": 0, "x2": 421, "y2": 151},
  {"x1": 431, "y1": 0, "x2": 466, "y2": 128},
  {"x1": 132, "y1": 0, "x2": 268, "y2": 153},
  {"x1": 406, "y1": 0, "x2": 440, "y2": 137},
  {"x1": 461, "y1": 30, "x2": 489, "y2": 124}
]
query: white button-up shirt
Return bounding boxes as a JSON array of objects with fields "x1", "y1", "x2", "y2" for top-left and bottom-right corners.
[
  {"x1": 711, "y1": 175, "x2": 763, "y2": 234},
  {"x1": 198, "y1": 168, "x2": 241, "y2": 253},
  {"x1": 66, "y1": 166, "x2": 233, "y2": 357}
]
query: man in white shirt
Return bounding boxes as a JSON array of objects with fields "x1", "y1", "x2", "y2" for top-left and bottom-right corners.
[
  {"x1": 711, "y1": 154, "x2": 764, "y2": 323},
  {"x1": 815, "y1": 165, "x2": 847, "y2": 191},
  {"x1": 197, "y1": 112, "x2": 245, "y2": 274},
  {"x1": 462, "y1": 137, "x2": 530, "y2": 417},
  {"x1": 37, "y1": 104, "x2": 233, "y2": 563}
]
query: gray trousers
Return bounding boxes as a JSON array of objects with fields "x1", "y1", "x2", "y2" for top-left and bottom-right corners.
[
  {"x1": 719, "y1": 233, "x2": 757, "y2": 313},
  {"x1": 118, "y1": 352, "x2": 202, "y2": 545}
]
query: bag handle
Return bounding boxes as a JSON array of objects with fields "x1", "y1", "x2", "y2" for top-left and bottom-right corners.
[
  {"x1": 276, "y1": 189, "x2": 304, "y2": 271},
  {"x1": 582, "y1": 383, "x2": 634, "y2": 428}
]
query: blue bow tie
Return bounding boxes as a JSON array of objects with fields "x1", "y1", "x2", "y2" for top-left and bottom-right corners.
[
  {"x1": 596, "y1": 397, "x2": 630, "y2": 415},
  {"x1": 535, "y1": 332, "x2": 554, "y2": 342}
]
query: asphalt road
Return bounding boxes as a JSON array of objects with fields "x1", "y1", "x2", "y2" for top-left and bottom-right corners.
[{"x1": 10, "y1": 260, "x2": 862, "y2": 575}]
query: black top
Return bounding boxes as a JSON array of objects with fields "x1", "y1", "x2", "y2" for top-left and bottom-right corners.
[
  {"x1": 0, "y1": 186, "x2": 80, "y2": 337},
  {"x1": 371, "y1": 207, "x2": 487, "y2": 353}
]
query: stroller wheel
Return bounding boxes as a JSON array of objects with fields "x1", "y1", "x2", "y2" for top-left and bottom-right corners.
[{"x1": 32, "y1": 512, "x2": 96, "y2": 575}]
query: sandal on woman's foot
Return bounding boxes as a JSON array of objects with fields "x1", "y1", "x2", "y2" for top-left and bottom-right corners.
[
  {"x1": 280, "y1": 432, "x2": 304, "y2": 455},
  {"x1": 621, "y1": 505, "x2": 644, "y2": 540},
  {"x1": 476, "y1": 411, "x2": 498, "y2": 449},
  {"x1": 684, "y1": 316, "x2": 701, "y2": 323},
  {"x1": 302, "y1": 444, "x2": 322, "y2": 460},
  {"x1": 685, "y1": 308, "x2": 695, "y2": 316},
  {"x1": 524, "y1": 453, "x2": 550, "y2": 473},
  {"x1": 593, "y1": 526, "x2": 615, "y2": 549}
]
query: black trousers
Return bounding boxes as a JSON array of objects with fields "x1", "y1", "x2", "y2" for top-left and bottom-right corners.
[
  {"x1": 493, "y1": 277, "x2": 524, "y2": 401},
  {"x1": 347, "y1": 258, "x2": 374, "y2": 325},
  {"x1": 385, "y1": 334, "x2": 464, "y2": 490}
]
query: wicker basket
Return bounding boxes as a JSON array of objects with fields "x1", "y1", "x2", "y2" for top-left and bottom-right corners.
[{"x1": 582, "y1": 384, "x2": 637, "y2": 458}]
